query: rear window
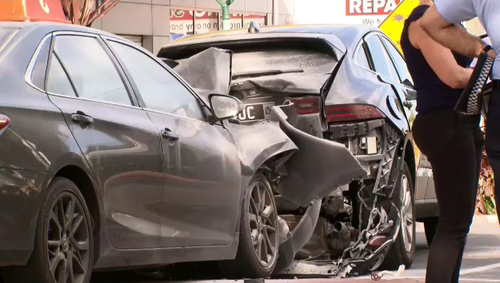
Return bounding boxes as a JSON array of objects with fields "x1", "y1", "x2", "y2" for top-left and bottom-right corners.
[
  {"x1": 0, "y1": 28, "x2": 19, "y2": 52},
  {"x1": 232, "y1": 49, "x2": 338, "y2": 79},
  {"x1": 164, "y1": 38, "x2": 342, "y2": 80}
]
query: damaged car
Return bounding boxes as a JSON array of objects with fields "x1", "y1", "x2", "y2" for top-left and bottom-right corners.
[
  {"x1": 0, "y1": 22, "x2": 366, "y2": 283},
  {"x1": 157, "y1": 24, "x2": 440, "y2": 277}
]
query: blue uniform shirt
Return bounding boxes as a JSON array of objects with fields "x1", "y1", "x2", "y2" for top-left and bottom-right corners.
[{"x1": 434, "y1": 0, "x2": 500, "y2": 79}]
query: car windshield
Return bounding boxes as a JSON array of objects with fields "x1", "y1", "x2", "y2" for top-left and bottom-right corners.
[{"x1": 0, "y1": 27, "x2": 19, "y2": 52}]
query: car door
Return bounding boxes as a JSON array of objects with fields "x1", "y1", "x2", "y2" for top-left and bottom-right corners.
[
  {"x1": 378, "y1": 35, "x2": 433, "y2": 201},
  {"x1": 104, "y1": 37, "x2": 242, "y2": 247},
  {"x1": 45, "y1": 32, "x2": 164, "y2": 249},
  {"x1": 378, "y1": 35, "x2": 418, "y2": 125},
  {"x1": 363, "y1": 33, "x2": 430, "y2": 200},
  {"x1": 363, "y1": 34, "x2": 409, "y2": 131}
]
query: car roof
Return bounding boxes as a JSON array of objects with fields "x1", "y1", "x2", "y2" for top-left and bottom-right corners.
[
  {"x1": 167, "y1": 24, "x2": 378, "y2": 50},
  {"x1": 0, "y1": 21, "x2": 123, "y2": 40}
]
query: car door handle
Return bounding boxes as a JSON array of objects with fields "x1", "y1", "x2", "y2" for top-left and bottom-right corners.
[
  {"x1": 71, "y1": 111, "x2": 94, "y2": 125},
  {"x1": 161, "y1": 128, "x2": 179, "y2": 141}
]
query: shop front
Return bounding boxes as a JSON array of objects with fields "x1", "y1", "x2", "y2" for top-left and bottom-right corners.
[{"x1": 169, "y1": 9, "x2": 268, "y2": 42}]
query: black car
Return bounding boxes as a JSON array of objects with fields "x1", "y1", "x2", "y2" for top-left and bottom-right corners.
[
  {"x1": 0, "y1": 22, "x2": 366, "y2": 283},
  {"x1": 158, "y1": 24, "x2": 440, "y2": 275}
]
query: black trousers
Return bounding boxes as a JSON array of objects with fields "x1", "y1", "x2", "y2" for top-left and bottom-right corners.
[
  {"x1": 412, "y1": 108, "x2": 483, "y2": 283},
  {"x1": 485, "y1": 88, "x2": 500, "y2": 219}
]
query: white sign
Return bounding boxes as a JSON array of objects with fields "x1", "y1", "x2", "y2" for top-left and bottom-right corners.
[
  {"x1": 294, "y1": 0, "x2": 401, "y2": 27},
  {"x1": 170, "y1": 10, "x2": 266, "y2": 36},
  {"x1": 347, "y1": 0, "x2": 400, "y2": 15}
]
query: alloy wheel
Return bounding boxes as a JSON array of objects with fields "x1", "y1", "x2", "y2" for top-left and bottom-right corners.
[
  {"x1": 47, "y1": 192, "x2": 91, "y2": 283},
  {"x1": 248, "y1": 179, "x2": 279, "y2": 268},
  {"x1": 400, "y1": 174, "x2": 414, "y2": 253}
]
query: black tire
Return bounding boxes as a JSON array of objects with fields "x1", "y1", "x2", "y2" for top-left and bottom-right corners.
[
  {"x1": 424, "y1": 217, "x2": 438, "y2": 247},
  {"x1": 3, "y1": 177, "x2": 94, "y2": 283},
  {"x1": 380, "y1": 162, "x2": 416, "y2": 270},
  {"x1": 219, "y1": 172, "x2": 279, "y2": 278}
]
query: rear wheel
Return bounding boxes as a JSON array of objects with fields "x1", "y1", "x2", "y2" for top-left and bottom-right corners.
[
  {"x1": 219, "y1": 172, "x2": 279, "y2": 278},
  {"x1": 3, "y1": 177, "x2": 94, "y2": 283},
  {"x1": 380, "y1": 162, "x2": 416, "y2": 270}
]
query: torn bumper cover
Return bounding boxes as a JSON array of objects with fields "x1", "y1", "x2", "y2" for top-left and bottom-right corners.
[
  {"x1": 270, "y1": 106, "x2": 367, "y2": 208},
  {"x1": 226, "y1": 106, "x2": 366, "y2": 272},
  {"x1": 268, "y1": 106, "x2": 366, "y2": 271}
]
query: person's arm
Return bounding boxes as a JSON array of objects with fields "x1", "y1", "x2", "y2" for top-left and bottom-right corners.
[
  {"x1": 409, "y1": 19, "x2": 473, "y2": 89},
  {"x1": 419, "y1": 6, "x2": 494, "y2": 59}
]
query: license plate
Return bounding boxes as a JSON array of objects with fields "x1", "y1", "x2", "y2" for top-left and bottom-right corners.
[{"x1": 236, "y1": 103, "x2": 274, "y2": 121}]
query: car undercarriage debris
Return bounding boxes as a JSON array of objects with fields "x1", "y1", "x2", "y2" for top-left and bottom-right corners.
[{"x1": 275, "y1": 120, "x2": 405, "y2": 278}]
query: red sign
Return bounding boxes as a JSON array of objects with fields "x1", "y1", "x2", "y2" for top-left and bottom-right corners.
[
  {"x1": 0, "y1": 0, "x2": 68, "y2": 23},
  {"x1": 346, "y1": 0, "x2": 402, "y2": 16}
]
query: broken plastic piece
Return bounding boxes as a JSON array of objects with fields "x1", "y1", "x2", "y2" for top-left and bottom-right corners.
[{"x1": 370, "y1": 264, "x2": 406, "y2": 281}]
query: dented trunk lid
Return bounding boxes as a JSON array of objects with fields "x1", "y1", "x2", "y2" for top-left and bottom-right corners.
[{"x1": 160, "y1": 35, "x2": 346, "y2": 123}]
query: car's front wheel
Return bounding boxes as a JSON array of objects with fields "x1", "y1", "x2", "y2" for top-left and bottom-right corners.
[
  {"x1": 380, "y1": 162, "x2": 416, "y2": 270},
  {"x1": 219, "y1": 171, "x2": 279, "y2": 278},
  {"x1": 3, "y1": 177, "x2": 94, "y2": 283}
]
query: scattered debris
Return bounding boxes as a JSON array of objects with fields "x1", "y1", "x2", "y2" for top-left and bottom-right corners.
[{"x1": 370, "y1": 265, "x2": 406, "y2": 281}]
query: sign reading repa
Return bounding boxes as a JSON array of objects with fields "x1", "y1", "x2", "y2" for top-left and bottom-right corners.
[
  {"x1": 347, "y1": 0, "x2": 402, "y2": 16},
  {"x1": 0, "y1": 0, "x2": 67, "y2": 23}
]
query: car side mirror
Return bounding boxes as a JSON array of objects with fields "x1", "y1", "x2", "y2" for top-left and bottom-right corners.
[{"x1": 209, "y1": 94, "x2": 244, "y2": 122}]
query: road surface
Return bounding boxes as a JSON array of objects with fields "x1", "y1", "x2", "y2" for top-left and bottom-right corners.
[{"x1": 91, "y1": 215, "x2": 500, "y2": 282}]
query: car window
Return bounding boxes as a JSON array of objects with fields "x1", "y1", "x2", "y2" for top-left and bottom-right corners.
[
  {"x1": 31, "y1": 37, "x2": 51, "y2": 90},
  {"x1": 380, "y1": 36, "x2": 414, "y2": 87},
  {"x1": 46, "y1": 54, "x2": 77, "y2": 97},
  {"x1": 108, "y1": 40, "x2": 204, "y2": 121},
  {"x1": 354, "y1": 42, "x2": 370, "y2": 69},
  {"x1": 52, "y1": 35, "x2": 132, "y2": 105},
  {"x1": 365, "y1": 35, "x2": 401, "y2": 83}
]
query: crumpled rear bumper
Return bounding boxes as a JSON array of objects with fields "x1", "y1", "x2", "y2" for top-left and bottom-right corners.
[{"x1": 271, "y1": 106, "x2": 367, "y2": 207}]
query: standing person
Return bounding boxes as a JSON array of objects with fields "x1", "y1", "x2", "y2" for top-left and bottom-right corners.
[
  {"x1": 419, "y1": 0, "x2": 500, "y2": 218},
  {"x1": 400, "y1": 1, "x2": 484, "y2": 283}
]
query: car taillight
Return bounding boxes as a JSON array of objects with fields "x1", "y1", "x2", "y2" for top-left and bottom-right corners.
[
  {"x1": 0, "y1": 114, "x2": 10, "y2": 130},
  {"x1": 289, "y1": 96, "x2": 320, "y2": 114},
  {"x1": 325, "y1": 104, "x2": 384, "y2": 124}
]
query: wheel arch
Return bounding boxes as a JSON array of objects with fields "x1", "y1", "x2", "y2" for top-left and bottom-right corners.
[
  {"x1": 235, "y1": 149, "x2": 295, "y2": 235},
  {"x1": 42, "y1": 151, "x2": 105, "y2": 265},
  {"x1": 52, "y1": 165, "x2": 102, "y2": 264}
]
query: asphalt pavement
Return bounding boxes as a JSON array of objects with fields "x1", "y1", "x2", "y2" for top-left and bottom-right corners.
[{"x1": 91, "y1": 215, "x2": 500, "y2": 283}]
